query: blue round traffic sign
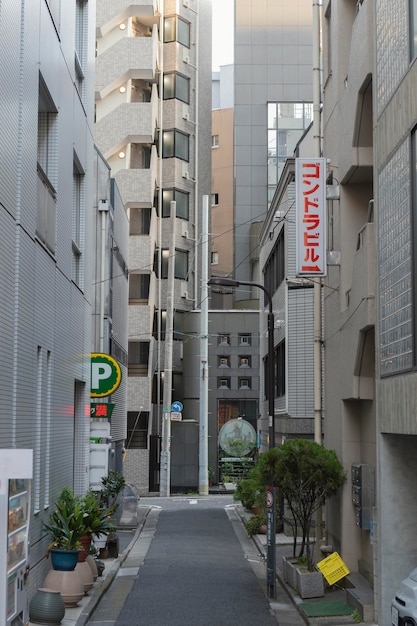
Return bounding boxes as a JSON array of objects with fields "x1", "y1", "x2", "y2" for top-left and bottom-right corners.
[{"x1": 171, "y1": 401, "x2": 183, "y2": 413}]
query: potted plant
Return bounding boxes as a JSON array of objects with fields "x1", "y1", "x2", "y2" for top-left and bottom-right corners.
[
  {"x1": 43, "y1": 487, "x2": 86, "y2": 571},
  {"x1": 79, "y1": 490, "x2": 116, "y2": 561}
]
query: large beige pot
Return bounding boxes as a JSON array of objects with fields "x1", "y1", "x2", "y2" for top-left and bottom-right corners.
[
  {"x1": 75, "y1": 561, "x2": 94, "y2": 593},
  {"x1": 43, "y1": 570, "x2": 84, "y2": 607}
]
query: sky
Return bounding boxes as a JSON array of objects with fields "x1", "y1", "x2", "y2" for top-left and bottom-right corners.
[{"x1": 212, "y1": 0, "x2": 234, "y2": 71}]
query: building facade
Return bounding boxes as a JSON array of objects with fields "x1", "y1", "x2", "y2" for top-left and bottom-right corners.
[
  {"x1": 321, "y1": 0, "x2": 376, "y2": 601},
  {"x1": 0, "y1": 0, "x2": 99, "y2": 599},
  {"x1": 95, "y1": 0, "x2": 212, "y2": 494},
  {"x1": 233, "y1": 0, "x2": 314, "y2": 294}
]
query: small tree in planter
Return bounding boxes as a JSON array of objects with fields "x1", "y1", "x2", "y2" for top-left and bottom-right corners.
[{"x1": 275, "y1": 439, "x2": 346, "y2": 571}]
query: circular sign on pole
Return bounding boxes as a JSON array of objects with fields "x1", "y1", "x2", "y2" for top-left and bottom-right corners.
[
  {"x1": 171, "y1": 401, "x2": 183, "y2": 413},
  {"x1": 90, "y1": 353, "x2": 122, "y2": 398}
]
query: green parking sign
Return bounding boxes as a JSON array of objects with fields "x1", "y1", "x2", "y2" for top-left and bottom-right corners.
[{"x1": 91, "y1": 353, "x2": 122, "y2": 398}]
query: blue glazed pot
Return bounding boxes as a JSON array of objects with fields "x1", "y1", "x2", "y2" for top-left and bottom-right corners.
[{"x1": 50, "y1": 549, "x2": 80, "y2": 571}]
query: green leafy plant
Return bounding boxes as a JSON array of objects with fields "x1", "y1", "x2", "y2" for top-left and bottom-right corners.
[
  {"x1": 272, "y1": 440, "x2": 346, "y2": 570},
  {"x1": 80, "y1": 490, "x2": 116, "y2": 537},
  {"x1": 98, "y1": 470, "x2": 126, "y2": 510},
  {"x1": 352, "y1": 608, "x2": 363, "y2": 623},
  {"x1": 43, "y1": 487, "x2": 86, "y2": 554},
  {"x1": 245, "y1": 514, "x2": 266, "y2": 537}
]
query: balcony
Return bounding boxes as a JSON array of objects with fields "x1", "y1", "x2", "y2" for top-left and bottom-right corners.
[
  {"x1": 95, "y1": 98, "x2": 159, "y2": 158},
  {"x1": 113, "y1": 145, "x2": 158, "y2": 206},
  {"x1": 96, "y1": 33, "x2": 159, "y2": 98},
  {"x1": 97, "y1": 0, "x2": 159, "y2": 38}
]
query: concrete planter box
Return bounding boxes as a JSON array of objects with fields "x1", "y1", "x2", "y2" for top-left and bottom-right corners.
[
  {"x1": 296, "y1": 568, "x2": 325, "y2": 599},
  {"x1": 282, "y1": 556, "x2": 299, "y2": 589}
]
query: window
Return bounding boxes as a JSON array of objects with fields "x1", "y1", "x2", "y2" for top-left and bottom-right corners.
[
  {"x1": 239, "y1": 334, "x2": 251, "y2": 346},
  {"x1": 128, "y1": 341, "x2": 150, "y2": 376},
  {"x1": 267, "y1": 102, "x2": 313, "y2": 204},
  {"x1": 239, "y1": 378, "x2": 251, "y2": 390},
  {"x1": 75, "y1": 0, "x2": 87, "y2": 98},
  {"x1": 211, "y1": 251, "x2": 219, "y2": 265},
  {"x1": 37, "y1": 74, "x2": 58, "y2": 253},
  {"x1": 218, "y1": 335, "x2": 230, "y2": 345},
  {"x1": 276, "y1": 341, "x2": 286, "y2": 397},
  {"x1": 211, "y1": 193, "x2": 219, "y2": 206},
  {"x1": 129, "y1": 207, "x2": 151, "y2": 235},
  {"x1": 411, "y1": 0, "x2": 417, "y2": 60},
  {"x1": 163, "y1": 73, "x2": 190, "y2": 103},
  {"x1": 162, "y1": 189, "x2": 189, "y2": 220},
  {"x1": 129, "y1": 274, "x2": 150, "y2": 302},
  {"x1": 212, "y1": 134, "x2": 219, "y2": 148},
  {"x1": 72, "y1": 156, "x2": 85, "y2": 286},
  {"x1": 163, "y1": 16, "x2": 190, "y2": 47},
  {"x1": 153, "y1": 310, "x2": 184, "y2": 341},
  {"x1": 155, "y1": 248, "x2": 189, "y2": 280},
  {"x1": 263, "y1": 228, "x2": 285, "y2": 303},
  {"x1": 218, "y1": 377, "x2": 230, "y2": 390},
  {"x1": 218, "y1": 356, "x2": 230, "y2": 368},
  {"x1": 162, "y1": 129, "x2": 189, "y2": 161},
  {"x1": 239, "y1": 356, "x2": 251, "y2": 368},
  {"x1": 126, "y1": 411, "x2": 149, "y2": 449}
]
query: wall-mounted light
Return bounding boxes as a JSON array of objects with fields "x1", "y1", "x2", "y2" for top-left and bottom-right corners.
[
  {"x1": 119, "y1": 23, "x2": 126, "y2": 30},
  {"x1": 119, "y1": 86, "x2": 126, "y2": 93},
  {"x1": 118, "y1": 151, "x2": 126, "y2": 159}
]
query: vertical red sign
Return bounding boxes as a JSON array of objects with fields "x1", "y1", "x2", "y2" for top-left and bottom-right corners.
[{"x1": 295, "y1": 158, "x2": 327, "y2": 276}]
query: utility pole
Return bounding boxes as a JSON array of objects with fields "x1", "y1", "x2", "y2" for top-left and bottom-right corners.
[
  {"x1": 160, "y1": 201, "x2": 176, "y2": 497},
  {"x1": 199, "y1": 195, "x2": 209, "y2": 496},
  {"x1": 313, "y1": 0, "x2": 323, "y2": 557}
]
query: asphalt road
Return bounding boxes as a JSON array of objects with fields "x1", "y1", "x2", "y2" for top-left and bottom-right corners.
[{"x1": 89, "y1": 496, "x2": 279, "y2": 626}]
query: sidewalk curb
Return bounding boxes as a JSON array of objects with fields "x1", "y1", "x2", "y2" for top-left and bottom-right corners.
[
  {"x1": 234, "y1": 504, "x2": 309, "y2": 625},
  {"x1": 75, "y1": 508, "x2": 151, "y2": 626}
]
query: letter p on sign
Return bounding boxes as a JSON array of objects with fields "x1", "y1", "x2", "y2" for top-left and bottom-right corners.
[{"x1": 91, "y1": 353, "x2": 122, "y2": 398}]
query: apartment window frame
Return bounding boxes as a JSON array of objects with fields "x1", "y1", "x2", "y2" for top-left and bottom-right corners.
[
  {"x1": 239, "y1": 356, "x2": 251, "y2": 368},
  {"x1": 211, "y1": 251, "x2": 219, "y2": 265},
  {"x1": 129, "y1": 273, "x2": 150, "y2": 303},
  {"x1": 218, "y1": 377, "x2": 231, "y2": 390},
  {"x1": 156, "y1": 248, "x2": 189, "y2": 280},
  {"x1": 128, "y1": 341, "x2": 150, "y2": 376},
  {"x1": 276, "y1": 340, "x2": 286, "y2": 397},
  {"x1": 163, "y1": 72, "x2": 190, "y2": 104},
  {"x1": 211, "y1": 193, "x2": 219, "y2": 206},
  {"x1": 162, "y1": 129, "x2": 189, "y2": 161},
  {"x1": 239, "y1": 334, "x2": 251, "y2": 346},
  {"x1": 162, "y1": 188, "x2": 189, "y2": 220},
  {"x1": 37, "y1": 74, "x2": 58, "y2": 254},
  {"x1": 239, "y1": 378, "x2": 251, "y2": 390},
  {"x1": 163, "y1": 15, "x2": 190, "y2": 48},
  {"x1": 126, "y1": 411, "x2": 149, "y2": 449},
  {"x1": 212, "y1": 134, "x2": 219, "y2": 148},
  {"x1": 218, "y1": 356, "x2": 230, "y2": 368},
  {"x1": 218, "y1": 335, "x2": 230, "y2": 346},
  {"x1": 72, "y1": 154, "x2": 85, "y2": 286}
]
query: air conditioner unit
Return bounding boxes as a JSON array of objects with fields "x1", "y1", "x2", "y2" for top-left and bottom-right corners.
[
  {"x1": 181, "y1": 222, "x2": 189, "y2": 238},
  {"x1": 180, "y1": 281, "x2": 188, "y2": 299}
]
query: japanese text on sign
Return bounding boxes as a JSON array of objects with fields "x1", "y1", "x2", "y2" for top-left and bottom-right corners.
[{"x1": 295, "y1": 158, "x2": 327, "y2": 276}]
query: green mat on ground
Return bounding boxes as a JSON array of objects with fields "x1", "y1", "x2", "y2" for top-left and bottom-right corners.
[{"x1": 300, "y1": 600, "x2": 353, "y2": 617}]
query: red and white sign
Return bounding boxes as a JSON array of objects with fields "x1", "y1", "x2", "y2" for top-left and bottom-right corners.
[{"x1": 295, "y1": 158, "x2": 327, "y2": 276}]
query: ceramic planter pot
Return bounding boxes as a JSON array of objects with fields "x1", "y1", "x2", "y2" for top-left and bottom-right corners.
[
  {"x1": 43, "y1": 570, "x2": 84, "y2": 607},
  {"x1": 29, "y1": 588, "x2": 65, "y2": 624},
  {"x1": 50, "y1": 548, "x2": 80, "y2": 571},
  {"x1": 78, "y1": 534, "x2": 93, "y2": 562},
  {"x1": 75, "y1": 561, "x2": 94, "y2": 593}
]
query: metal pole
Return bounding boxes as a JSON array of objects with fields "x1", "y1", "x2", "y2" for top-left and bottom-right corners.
[
  {"x1": 199, "y1": 195, "x2": 209, "y2": 496},
  {"x1": 160, "y1": 201, "x2": 176, "y2": 497},
  {"x1": 313, "y1": 0, "x2": 323, "y2": 559},
  {"x1": 207, "y1": 277, "x2": 276, "y2": 598}
]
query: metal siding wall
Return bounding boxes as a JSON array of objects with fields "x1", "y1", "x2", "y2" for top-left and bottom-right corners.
[
  {"x1": 287, "y1": 288, "x2": 314, "y2": 418},
  {"x1": 0, "y1": 0, "x2": 96, "y2": 598}
]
